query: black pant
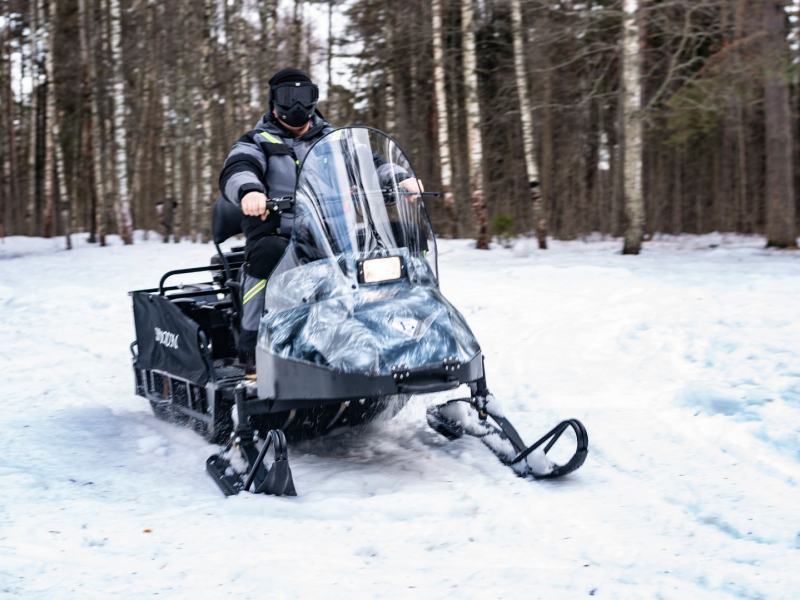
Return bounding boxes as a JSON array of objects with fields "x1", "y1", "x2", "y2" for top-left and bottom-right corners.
[{"x1": 244, "y1": 234, "x2": 290, "y2": 280}]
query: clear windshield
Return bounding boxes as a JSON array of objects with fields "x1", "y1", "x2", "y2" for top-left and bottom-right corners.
[
  {"x1": 260, "y1": 128, "x2": 478, "y2": 376},
  {"x1": 294, "y1": 127, "x2": 436, "y2": 269},
  {"x1": 264, "y1": 127, "x2": 438, "y2": 314}
]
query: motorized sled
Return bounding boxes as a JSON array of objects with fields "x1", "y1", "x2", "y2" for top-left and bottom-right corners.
[{"x1": 129, "y1": 127, "x2": 588, "y2": 497}]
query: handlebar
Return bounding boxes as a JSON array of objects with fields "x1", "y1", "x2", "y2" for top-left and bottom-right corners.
[
  {"x1": 379, "y1": 187, "x2": 441, "y2": 205},
  {"x1": 265, "y1": 192, "x2": 440, "y2": 212},
  {"x1": 381, "y1": 188, "x2": 440, "y2": 197},
  {"x1": 266, "y1": 197, "x2": 295, "y2": 213}
]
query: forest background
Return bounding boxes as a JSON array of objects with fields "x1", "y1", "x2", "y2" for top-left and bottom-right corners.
[{"x1": 1, "y1": 0, "x2": 799, "y2": 254}]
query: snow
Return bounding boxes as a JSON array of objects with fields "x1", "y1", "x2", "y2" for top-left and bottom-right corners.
[{"x1": 2, "y1": 231, "x2": 800, "y2": 598}]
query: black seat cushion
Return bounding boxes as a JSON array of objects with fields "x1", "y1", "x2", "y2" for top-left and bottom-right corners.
[{"x1": 213, "y1": 196, "x2": 244, "y2": 245}]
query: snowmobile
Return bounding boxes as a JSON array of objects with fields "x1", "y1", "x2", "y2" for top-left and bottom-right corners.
[{"x1": 129, "y1": 127, "x2": 588, "y2": 497}]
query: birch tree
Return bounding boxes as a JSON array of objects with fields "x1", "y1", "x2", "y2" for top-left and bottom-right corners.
[
  {"x1": 224, "y1": 0, "x2": 247, "y2": 132},
  {"x1": 462, "y1": 0, "x2": 490, "y2": 249},
  {"x1": 26, "y1": 0, "x2": 39, "y2": 236},
  {"x1": 109, "y1": 0, "x2": 134, "y2": 244},
  {"x1": 172, "y1": 0, "x2": 187, "y2": 242},
  {"x1": 100, "y1": 0, "x2": 117, "y2": 240},
  {"x1": 260, "y1": 0, "x2": 279, "y2": 109},
  {"x1": 235, "y1": 0, "x2": 250, "y2": 129},
  {"x1": 292, "y1": 1, "x2": 304, "y2": 66},
  {"x1": 160, "y1": 90, "x2": 174, "y2": 243},
  {"x1": 432, "y1": 0, "x2": 456, "y2": 237},
  {"x1": 762, "y1": 0, "x2": 796, "y2": 248},
  {"x1": 510, "y1": 0, "x2": 546, "y2": 249},
  {"x1": 621, "y1": 0, "x2": 643, "y2": 255},
  {"x1": 0, "y1": 7, "x2": 8, "y2": 239},
  {"x1": 327, "y1": 0, "x2": 335, "y2": 98},
  {"x1": 38, "y1": 0, "x2": 54, "y2": 238},
  {"x1": 157, "y1": 0, "x2": 173, "y2": 242},
  {"x1": 198, "y1": 0, "x2": 216, "y2": 243},
  {"x1": 383, "y1": 0, "x2": 396, "y2": 134},
  {"x1": 3, "y1": 6, "x2": 19, "y2": 238}
]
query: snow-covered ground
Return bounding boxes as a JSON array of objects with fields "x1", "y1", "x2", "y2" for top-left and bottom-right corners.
[{"x1": 1, "y1": 232, "x2": 799, "y2": 599}]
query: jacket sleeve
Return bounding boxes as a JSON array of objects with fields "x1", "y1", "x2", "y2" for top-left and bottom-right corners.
[
  {"x1": 219, "y1": 132, "x2": 268, "y2": 206},
  {"x1": 372, "y1": 152, "x2": 411, "y2": 187}
]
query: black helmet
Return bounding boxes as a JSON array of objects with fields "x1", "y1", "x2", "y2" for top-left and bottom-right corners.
[{"x1": 268, "y1": 67, "x2": 319, "y2": 128}]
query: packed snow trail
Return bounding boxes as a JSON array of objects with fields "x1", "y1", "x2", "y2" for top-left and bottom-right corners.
[{"x1": 1, "y1": 233, "x2": 799, "y2": 599}]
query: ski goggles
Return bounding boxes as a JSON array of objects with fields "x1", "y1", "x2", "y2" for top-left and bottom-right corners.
[{"x1": 272, "y1": 82, "x2": 319, "y2": 108}]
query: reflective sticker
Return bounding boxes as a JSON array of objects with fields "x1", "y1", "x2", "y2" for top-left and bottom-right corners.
[
  {"x1": 242, "y1": 279, "x2": 267, "y2": 304},
  {"x1": 390, "y1": 317, "x2": 419, "y2": 337},
  {"x1": 259, "y1": 132, "x2": 283, "y2": 144}
]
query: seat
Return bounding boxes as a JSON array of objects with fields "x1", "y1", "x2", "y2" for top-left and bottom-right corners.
[
  {"x1": 212, "y1": 196, "x2": 245, "y2": 331},
  {"x1": 210, "y1": 197, "x2": 245, "y2": 267},
  {"x1": 213, "y1": 195, "x2": 244, "y2": 245}
]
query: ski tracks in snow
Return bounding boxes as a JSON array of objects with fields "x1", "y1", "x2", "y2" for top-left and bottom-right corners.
[{"x1": 1, "y1": 233, "x2": 800, "y2": 598}]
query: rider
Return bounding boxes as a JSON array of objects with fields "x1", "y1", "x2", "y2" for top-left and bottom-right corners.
[{"x1": 219, "y1": 67, "x2": 423, "y2": 371}]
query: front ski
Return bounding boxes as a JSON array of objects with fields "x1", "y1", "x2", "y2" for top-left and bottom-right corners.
[
  {"x1": 206, "y1": 383, "x2": 297, "y2": 497},
  {"x1": 207, "y1": 428, "x2": 297, "y2": 496},
  {"x1": 427, "y1": 395, "x2": 588, "y2": 479}
]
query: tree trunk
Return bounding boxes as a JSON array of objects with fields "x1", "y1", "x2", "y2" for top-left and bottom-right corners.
[
  {"x1": 431, "y1": 0, "x2": 456, "y2": 238},
  {"x1": 79, "y1": 0, "x2": 107, "y2": 245},
  {"x1": 236, "y1": 0, "x2": 250, "y2": 128},
  {"x1": 3, "y1": 9, "x2": 19, "y2": 240},
  {"x1": 763, "y1": 0, "x2": 796, "y2": 247},
  {"x1": 129, "y1": 0, "x2": 158, "y2": 237},
  {"x1": 82, "y1": 98, "x2": 97, "y2": 243},
  {"x1": 735, "y1": 101, "x2": 749, "y2": 232},
  {"x1": 621, "y1": 0, "x2": 644, "y2": 255},
  {"x1": 292, "y1": 1, "x2": 304, "y2": 66},
  {"x1": 100, "y1": 0, "x2": 116, "y2": 241},
  {"x1": 461, "y1": 0, "x2": 489, "y2": 249},
  {"x1": 172, "y1": 0, "x2": 187, "y2": 243},
  {"x1": 39, "y1": 0, "x2": 55, "y2": 239},
  {"x1": 0, "y1": 8, "x2": 7, "y2": 240},
  {"x1": 260, "y1": 0, "x2": 279, "y2": 110},
  {"x1": 160, "y1": 102, "x2": 173, "y2": 243},
  {"x1": 108, "y1": 0, "x2": 134, "y2": 244},
  {"x1": 158, "y1": 1, "x2": 174, "y2": 242},
  {"x1": 223, "y1": 0, "x2": 245, "y2": 133},
  {"x1": 26, "y1": 0, "x2": 39, "y2": 236},
  {"x1": 510, "y1": 0, "x2": 546, "y2": 249},
  {"x1": 258, "y1": 0, "x2": 280, "y2": 112},
  {"x1": 384, "y1": 0, "x2": 396, "y2": 135},
  {"x1": 327, "y1": 0, "x2": 334, "y2": 100},
  {"x1": 189, "y1": 136, "x2": 199, "y2": 242},
  {"x1": 45, "y1": 0, "x2": 72, "y2": 249},
  {"x1": 199, "y1": 0, "x2": 215, "y2": 243},
  {"x1": 672, "y1": 144, "x2": 682, "y2": 234},
  {"x1": 172, "y1": 119, "x2": 184, "y2": 242},
  {"x1": 542, "y1": 64, "x2": 554, "y2": 237}
]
